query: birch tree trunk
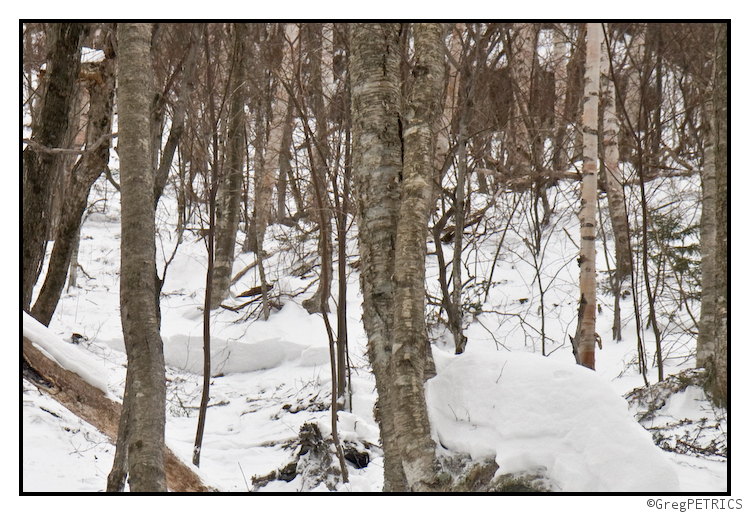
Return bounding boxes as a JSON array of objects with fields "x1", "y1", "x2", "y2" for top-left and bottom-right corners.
[
  {"x1": 116, "y1": 22, "x2": 167, "y2": 491},
  {"x1": 211, "y1": 23, "x2": 247, "y2": 309},
  {"x1": 23, "y1": 23, "x2": 86, "y2": 311},
  {"x1": 600, "y1": 25, "x2": 632, "y2": 341},
  {"x1": 391, "y1": 22, "x2": 446, "y2": 491},
  {"x1": 349, "y1": 22, "x2": 407, "y2": 492},
  {"x1": 578, "y1": 23, "x2": 601, "y2": 370}
]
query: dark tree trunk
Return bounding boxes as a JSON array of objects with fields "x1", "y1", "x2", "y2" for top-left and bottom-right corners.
[
  {"x1": 23, "y1": 23, "x2": 86, "y2": 310},
  {"x1": 708, "y1": 22, "x2": 727, "y2": 407},
  {"x1": 31, "y1": 56, "x2": 115, "y2": 326}
]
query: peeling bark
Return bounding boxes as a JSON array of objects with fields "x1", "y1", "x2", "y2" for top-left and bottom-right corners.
[
  {"x1": 349, "y1": 22, "x2": 407, "y2": 491},
  {"x1": 391, "y1": 22, "x2": 446, "y2": 491}
]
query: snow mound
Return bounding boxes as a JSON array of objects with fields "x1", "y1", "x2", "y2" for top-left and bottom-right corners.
[
  {"x1": 23, "y1": 311, "x2": 110, "y2": 395},
  {"x1": 162, "y1": 335, "x2": 330, "y2": 376},
  {"x1": 425, "y1": 348, "x2": 680, "y2": 492}
]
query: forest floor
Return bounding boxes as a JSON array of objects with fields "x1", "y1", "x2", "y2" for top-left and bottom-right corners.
[{"x1": 22, "y1": 175, "x2": 729, "y2": 493}]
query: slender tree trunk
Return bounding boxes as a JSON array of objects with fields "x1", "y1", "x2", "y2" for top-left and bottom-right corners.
[
  {"x1": 349, "y1": 22, "x2": 407, "y2": 492},
  {"x1": 697, "y1": 86, "x2": 717, "y2": 369},
  {"x1": 552, "y1": 23, "x2": 569, "y2": 172},
  {"x1": 194, "y1": 25, "x2": 221, "y2": 464},
  {"x1": 303, "y1": 23, "x2": 334, "y2": 315},
  {"x1": 211, "y1": 23, "x2": 247, "y2": 309},
  {"x1": 451, "y1": 97, "x2": 468, "y2": 354},
  {"x1": 578, "y1": 23, "x2": 601, "y2": 370},
  {"x1": 66, "y1": 225, "x2": 81, "y2": 293},
  {"x1": 116, "y1": 22, "x2": 167, "y2": 492},
  {"x1": 23, "y1": 23, "x2": 86, "y2": 311},
  {"x1": 708, "y1": 22, "x2": 727, "y2": 407},
  {"x1": 509, "y1": 23, "x2": 536, "y2": 176},
  {"x1": 600, "y1": 25, "x2": 631, "y2": 342},
  {"x1": 31, "y1": 57, "x2": 115, "y2": 326},
  {"x1": 253, "y1": 23, "x2": 299, "y2": 247}
]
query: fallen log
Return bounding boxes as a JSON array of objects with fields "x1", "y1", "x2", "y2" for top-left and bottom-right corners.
[{"x1": 22, "y1": 337, "x2": 213, "y2": 492}]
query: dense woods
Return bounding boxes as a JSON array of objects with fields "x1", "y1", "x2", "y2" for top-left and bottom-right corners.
[{"x1": 22, "y1": 22, "x2": 728, "y2": 492}]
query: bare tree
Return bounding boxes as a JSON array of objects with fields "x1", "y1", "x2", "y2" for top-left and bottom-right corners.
[
  {"x1": 349, "y1": 22, "x2": 407, "y2": 492},
  {"x1": 707, "y1": 22, "x2": 727, "y2": 407},
  {"x1": 31, "y1": 32, "x2": 116, "y2": 326},
  {"x1": 600, "y1": 25, "x2": 632, "y2": 341},
  {"x1": 211, "y1": 24, "x2": 248, "y2": 309},
  {"x1": 577, "y1": 23, "x2": 601, "y2": 370},
  {"x1": 111, "y1": 22, "x2": 167, "y2": 492},
  {"x1": 23, "y1": 23, "x2": 86, "y2": 311}
]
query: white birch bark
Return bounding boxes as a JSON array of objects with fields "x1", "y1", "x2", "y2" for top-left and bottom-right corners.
[{"x1": 578, "y1": 23, "x2": 601, "y2": 370}]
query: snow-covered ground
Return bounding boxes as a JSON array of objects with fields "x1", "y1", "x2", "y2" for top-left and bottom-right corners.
[{"x1": 23, "y1": 174, "x2": 731, "y2": 494}]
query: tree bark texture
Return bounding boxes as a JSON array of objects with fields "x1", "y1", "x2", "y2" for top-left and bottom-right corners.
[
  {"x1": 391, "y1": 22, "x2": 446, "y2": 491},
  {"x1": 31, "y1": 57, "x2": 115, "y2": 326},
  {"x1": 117, "y1": 23, "x2": 168, "y2": 492},
  {"x1": 697, "y1": 84, "x2": 717, "y2": 369},
  {"x1": 578, "y1": 23, "x2": 601, "y2": 370},
  {"x1": 23, "y1": 23, "x2": 86, "y2": 310},
  {"x1": 709, "y1": 22, "x2": 727, "y2": 407},
  {"x1": 349, "y1": 22, "x2": 407, "y2": 492},
  {"x1": 211, "y1": 23, "x2": 247, "y2": 309},
  {"x1": 600, "y1": 30, "x2": 632, "y2": 281},
  {"x1": 23, "y1": 337, "x2": 211, "y2": 491}
]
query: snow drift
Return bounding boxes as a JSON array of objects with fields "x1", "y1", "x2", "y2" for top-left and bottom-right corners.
[{"x1": 425, "y1": 347, "x2": 681, "y2": 492}]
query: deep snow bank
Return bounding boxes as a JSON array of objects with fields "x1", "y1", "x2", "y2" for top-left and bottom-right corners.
[{"x1": 425, "y1": 347, "x2": 680, "y2": 492}]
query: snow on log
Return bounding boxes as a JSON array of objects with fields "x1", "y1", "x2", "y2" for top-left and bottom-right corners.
[{"x1": 23, "y1": 310, "x2": 109, "y2": 395}]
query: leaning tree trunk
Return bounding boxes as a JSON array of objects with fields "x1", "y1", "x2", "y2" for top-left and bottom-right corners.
[
  {"x1": 349, "y1": 22, "x2": 407, "y2": 492},
  {"x1": 390, "y1": 22, "x2": 446, "y2": 492},
  {"x1": 708, "y1": 22, "x2": 727, "y2": 407},
  {"x1": 600, "y1": 25, "x2": 632, "y2": 342},
  {"x1": 211, "y1": 23, "x2": 247, "y2": 309},
  {"x1": 116, "y1": 22, "x2": 167, "y2": 492},
  {"x1": 22, "y1": 23, "x2": 86, "y2": 311},
  {"x1": 578, "y1": 23, "x2": 601, "y2": 370},
  {"x1": 31, "y1": 56, "x2": 115, "y2": 326}
]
